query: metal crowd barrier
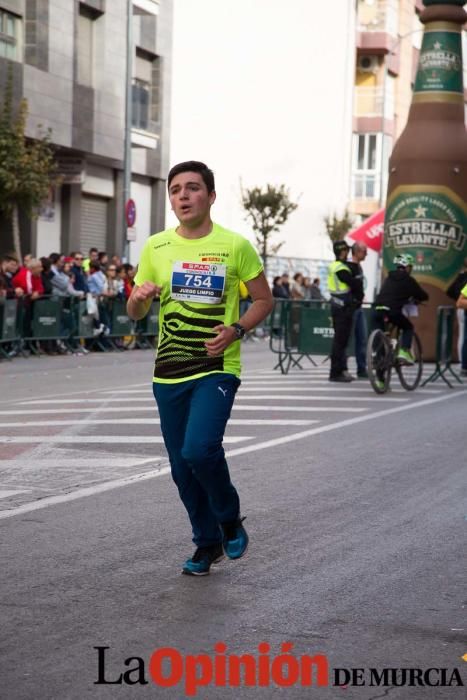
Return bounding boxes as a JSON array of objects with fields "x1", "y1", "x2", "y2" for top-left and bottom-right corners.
[
  {"x1": 422, "y1": 305, "x2": 463, "y2": 388},
  {"x1": 0, "y1": 295, "x2": 160, "y2": 358},
  {"x1": 0, "y1": 297, "x2": 21, "y2": 359},
  {"x1": 269, "y1": 299, "x2": 372, "y2": 374}
]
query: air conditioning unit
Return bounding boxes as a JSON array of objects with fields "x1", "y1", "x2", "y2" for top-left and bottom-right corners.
[{"x1": 358, "y1": 55, "x2": 379, "y2": 73}]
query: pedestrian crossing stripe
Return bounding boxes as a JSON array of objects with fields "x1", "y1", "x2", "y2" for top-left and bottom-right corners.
[{"x1": 0, "y1": 435, "x2": 254, "y2": 445}]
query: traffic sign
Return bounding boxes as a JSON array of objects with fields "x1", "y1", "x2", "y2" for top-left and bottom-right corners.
[{"x1": 125, "y1": 199, "x2": 137, "y2": 227}]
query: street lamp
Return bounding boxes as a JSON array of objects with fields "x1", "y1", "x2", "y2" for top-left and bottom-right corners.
[{"x1": 123, "y1": 0, "x2": 133, "y2": 263}]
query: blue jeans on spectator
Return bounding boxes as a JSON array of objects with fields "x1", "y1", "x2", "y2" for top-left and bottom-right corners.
[
  {"x1": 153, "y1": 373, "x2": 241, "y2": 548},
  {"x1": 353, "y1": 307, "x2": 367, "y2": 373}
]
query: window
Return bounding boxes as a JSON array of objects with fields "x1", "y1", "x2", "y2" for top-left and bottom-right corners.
[
  {"x1": 132, "y1": 51, "x2": 161, "y2": 132},
  {"x1": 353, "y1": 133, "x2": 379, "y2": 200},
  {"x1": 352, "y1": 133, "x2": 392, "y2": 203},
  {"x1": 0, "y1": 10, "x2": 20, "y2": 60},
  {"x1": 77, "y1": 9, "x2": 95, "y2": 86}
]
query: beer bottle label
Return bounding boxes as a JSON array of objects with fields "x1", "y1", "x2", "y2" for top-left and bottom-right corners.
[
  {"x1": 413, "y1": 23, "x2": 464, "y2": 101},
  {"x1": 384, "y1": 185, "x2": 467, "y2": 288}
]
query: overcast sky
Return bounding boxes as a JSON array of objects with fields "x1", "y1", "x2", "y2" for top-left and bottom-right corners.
[{"x1": 168, "y1": 0, "x2": 355, "y2": 260}]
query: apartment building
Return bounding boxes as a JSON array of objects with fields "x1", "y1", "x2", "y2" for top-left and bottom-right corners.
[
  {"x1": 350, "y1": 0, "x2": 467, "y2": 220},
  {"x1": 0, "y1": 0, "x2": 173, "y2": 264}
]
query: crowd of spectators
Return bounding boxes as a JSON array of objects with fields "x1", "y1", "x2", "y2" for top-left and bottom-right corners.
[
  {"x1": 0, "y1": 248, "x2": 138, "y2": 353},
  {"x1": 0, "y1": 248, "x2": 136, "y2": 304},
  {"x1": 271, "y1": 272, "x2": 325, "y2": 301}
]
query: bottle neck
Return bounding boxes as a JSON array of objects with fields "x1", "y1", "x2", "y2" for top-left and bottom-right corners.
[{"x1": 412, "y1": 20, "x2": 464, "y2": 107}]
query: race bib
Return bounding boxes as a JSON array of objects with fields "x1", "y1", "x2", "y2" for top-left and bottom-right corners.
[{"x1": 171, "y1": 261, "x2": 226, "y2": 304}]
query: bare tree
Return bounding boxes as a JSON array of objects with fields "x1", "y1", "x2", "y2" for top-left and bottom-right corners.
[{"x1": 241, "y1": 183, "x2": 298, "y2": 275}]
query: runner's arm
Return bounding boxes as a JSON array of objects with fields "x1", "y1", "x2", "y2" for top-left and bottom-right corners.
[
  {"x1": 127, "y1": 282, "x2": 161, "y2": 320},
  {"x1": 205, "y1": 272, "x2": 273, "y2": 356}
]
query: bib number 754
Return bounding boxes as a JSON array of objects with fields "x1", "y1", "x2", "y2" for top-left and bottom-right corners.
[{"x1": 184, "y1": 274, "x2": 212, "y2": 288}]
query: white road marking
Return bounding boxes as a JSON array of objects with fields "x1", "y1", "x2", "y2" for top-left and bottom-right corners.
[
  {"x1": 0, "y1": 435, "x2": 253, "y2": 445},
  {"x1": 0, "y1": 489, "x2": 30, "y2": 499},
  {"x1": 235, "y1": 395, "x2": 408, "y2": 402},
  {"x1": 0, "y1": 458, "x2": 157, "y2": 469},
  {"x1": 100, "y1": 385, "x2": 441, "y2": 395},
  {"x1": 0, "y1": 418, "x2": 318, "y2": 428},
  {"x1": 19, "y1": 395, "x2": 407, "y2": 404},
  {"x1": 240, "y1": 386, "x2": 439, "y2": 394},
  {"x1": 0, "y1": 389, "x2": 464, "y2": 519},
  {"x1": 0, "y1": 397, "x2": 368, "y2": 416},
  {"x1": 0, "y1": 467, "x2": 172, "y2": 519},
  {"x1": 0, "y1": 405, "x2": 365, "y2": 415}
]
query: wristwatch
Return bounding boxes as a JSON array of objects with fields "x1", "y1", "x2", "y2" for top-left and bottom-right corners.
[{"x1": 231, "y1": 322, "x2": 246, "y2": 340}]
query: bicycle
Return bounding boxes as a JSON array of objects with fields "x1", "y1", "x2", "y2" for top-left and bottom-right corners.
[{"x1": 366, "y1": 317, "x2": 423, "y2": 394}]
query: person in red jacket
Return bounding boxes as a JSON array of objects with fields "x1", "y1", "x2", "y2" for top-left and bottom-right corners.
[{"x1": 12, "y1": 258, "x2": 44, "y2": 299}]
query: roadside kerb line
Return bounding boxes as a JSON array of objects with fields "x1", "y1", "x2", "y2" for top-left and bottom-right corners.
[{"x1": 0, "y1": 389, "x2": 464, "y2": 520}]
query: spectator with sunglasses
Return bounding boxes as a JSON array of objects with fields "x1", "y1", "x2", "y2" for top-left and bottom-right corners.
[{"x1": 70, "y1": 252, "x2": 89, "y2": 294}]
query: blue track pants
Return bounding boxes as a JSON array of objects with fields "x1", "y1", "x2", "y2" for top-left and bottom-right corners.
[{"x1": 153, "y1": 373, "x2": 241, "y2": 548}]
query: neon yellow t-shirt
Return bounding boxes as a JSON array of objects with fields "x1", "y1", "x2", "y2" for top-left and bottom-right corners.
[
  {"x1": 134, "y1": 223, "x2": 263, "y2": 383},
  {"x1": 461, "y1": 283, "x2": 467, "y2": 297}
]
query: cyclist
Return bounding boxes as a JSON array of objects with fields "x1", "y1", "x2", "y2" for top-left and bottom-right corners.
[{"x1": 372, "y1": 254, "x2": 428, "y2": 365}]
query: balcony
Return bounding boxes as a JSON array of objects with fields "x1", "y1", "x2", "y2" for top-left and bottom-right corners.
[
  {"x1": 133, "y1": 0, "x2": 159, "y2": 15},
  {"x1": 351, "y1": 173, "x2": 381, "y2": 202},
  {"x1": 355, "y1": 86, "x2": 383, "y2": 117},
  {"x1": 356, "y1": 0, "x2": 398, "y2": 54},
  {"x1": 354, "y1": 85, "x2": 395, "y2": 120},
  {"x1": 357, "y1": 0, "x2": 398, "y2": 35}
]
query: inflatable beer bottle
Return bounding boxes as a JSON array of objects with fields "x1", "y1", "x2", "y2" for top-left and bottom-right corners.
[{"x1": 383, "y1": 0, "x2": 467, "y2": 359}]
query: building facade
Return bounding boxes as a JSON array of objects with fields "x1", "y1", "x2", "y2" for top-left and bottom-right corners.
[
  {"x1": 0, "y1": 0, "x2": 173, "y2": 263},
  {"x1": 350, "y1": 0, "x2": 467, "y2": 220}
]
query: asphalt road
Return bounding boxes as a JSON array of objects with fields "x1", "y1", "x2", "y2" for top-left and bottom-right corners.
[{"x1": 1, "y1": 344, "x2": 466, "y2": 699}]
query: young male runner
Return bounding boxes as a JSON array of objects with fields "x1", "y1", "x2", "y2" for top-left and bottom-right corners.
[{"x1": 127, "y1": 161, "x2": 273, "y2": 576}]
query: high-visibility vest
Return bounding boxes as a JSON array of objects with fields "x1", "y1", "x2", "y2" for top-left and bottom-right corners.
[
  {"x1": 327, "y1": 260, "x2": 351, "y2": 296},
  {"x1": 461, "y1": 283, "x2": 467, "y2": 297}
]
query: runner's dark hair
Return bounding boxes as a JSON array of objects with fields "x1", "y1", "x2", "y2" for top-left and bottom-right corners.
[{"x1": 167, "y1": 161, "x2": 215, "y2": 194}]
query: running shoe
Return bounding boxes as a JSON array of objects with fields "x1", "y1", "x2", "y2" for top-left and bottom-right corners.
[
  {"x1": 397, "y1": 348, "x2": 415, "y2": 365},
  {"x1": 182, "y1": 544, "x2": 224, "y2": 576},
  {"x1": 220, "y1": 517, "x2": 249, "y2": 560}
]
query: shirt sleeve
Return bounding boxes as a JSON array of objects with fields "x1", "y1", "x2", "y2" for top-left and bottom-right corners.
[
  {"x1": 235, "y1": 236, "x2": 263, "y2": 282},
  {"x1": 409, "y1": 278, "x2": 429, "y2": 302},
  {"x1": 134, "y1": 239, "x2": 156, "y2": 287},
  {"x1": 336, "y1": 268, "x2": 360, "y2": 293}
]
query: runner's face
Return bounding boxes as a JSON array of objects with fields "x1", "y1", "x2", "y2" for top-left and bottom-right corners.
[{"x1": 168, "y1": 172, "x2": 215, "y2": 227}]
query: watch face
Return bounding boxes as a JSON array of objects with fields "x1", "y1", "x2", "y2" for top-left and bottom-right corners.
[{"x1": 233, "y1": 323, "x2": 244, "y2": 338}]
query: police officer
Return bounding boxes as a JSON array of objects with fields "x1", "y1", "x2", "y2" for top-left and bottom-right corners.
[
  {"x1": 347, "y1": 242, "x2": 368, "y2": 378},
  {"x1": 327, "y1": 240, "x2": 361, "y2": 382}
]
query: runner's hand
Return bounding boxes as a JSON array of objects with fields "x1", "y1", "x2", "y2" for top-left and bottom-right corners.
[
  {"x1": 205, "y1": 324, "x2": 237, "y2": 356},
  {"x1": 132, "y1": 282, "x2": 161, "y2": 301}
]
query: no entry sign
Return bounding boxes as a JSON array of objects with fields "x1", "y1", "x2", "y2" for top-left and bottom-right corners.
[{"x1": 126, "y1": 199, "x2": 137, "y2": 228}]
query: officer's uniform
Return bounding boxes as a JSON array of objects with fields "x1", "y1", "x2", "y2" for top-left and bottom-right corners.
[{"x1": 327, "y1": 252, "x2": 358, "y2": 380}]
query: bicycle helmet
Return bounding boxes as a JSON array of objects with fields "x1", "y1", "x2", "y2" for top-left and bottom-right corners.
[{"x1": 393, "y1": 253, "x2": 414, "y2": 268}]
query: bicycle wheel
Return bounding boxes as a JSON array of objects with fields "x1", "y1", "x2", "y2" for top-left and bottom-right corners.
[
  {"x1": 367, "y1": 329, "x2": 392, "y2": 394},
  {"x1": 396, "y1": 332, "x2": 423, "y2": 390}
]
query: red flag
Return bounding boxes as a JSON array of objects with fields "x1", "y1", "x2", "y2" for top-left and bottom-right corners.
[{"x1": 347, "y1": 208, "x2": 384, "y2": 253}]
